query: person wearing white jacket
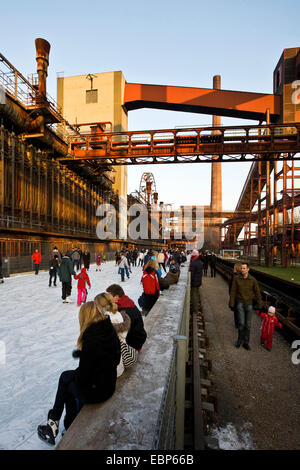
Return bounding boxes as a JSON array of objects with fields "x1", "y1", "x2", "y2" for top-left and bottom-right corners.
[
  {"x1": 157, "y1": 251, "x2": 166, "y2": 273},
  {"x1": 138, "y1": 251, "x2": 144, "y2": 267}
]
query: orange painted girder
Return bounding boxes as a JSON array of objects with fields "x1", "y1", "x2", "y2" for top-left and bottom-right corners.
[{"x1": 124, "y1": 83, "x2": 281, "y2": 120}]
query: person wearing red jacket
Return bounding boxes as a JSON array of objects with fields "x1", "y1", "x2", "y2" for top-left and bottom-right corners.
[
  {"x1": 138, "y1": 262, "x2": 160, "y2": 316},
  {"x1": 96, "y1": 253, "x2": 101, "y2": 272},
  {"x1": 260, "y1": 306, "x2": 283, "y2": 351},
  {"x1": 74, "y1": 267, "x2": 91, "y2": 306},
  {"x1": 32, "y1": 249, "x2": 42, "y2": 275}
]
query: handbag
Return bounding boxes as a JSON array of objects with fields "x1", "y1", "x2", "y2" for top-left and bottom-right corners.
[{"x1": 120, "y1": 339, "x2": 138, "y2": 368}]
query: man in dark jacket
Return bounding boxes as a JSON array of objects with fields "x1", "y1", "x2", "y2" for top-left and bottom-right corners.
[
  {"x1": 106, "y1": 284, "x2": 147, "y2": 351},
  {"x1": 210, "y1": 252, "x2": 217, "y2": 277},
  {"x1": 82, "y1": 250, "x2": 91, "y2": 270},
  {"x1": 59, "y1": 254, "x2": 76, "y2": 303},
  {"x1": 189, "y1": 250, "x2": 204, "y2": 314},
  {"x1": 229, "y1": 262, "x2": 262, "y2": 350},
  {"x1": 49, "y1": 255, "x2": 59, "y2": 287}
]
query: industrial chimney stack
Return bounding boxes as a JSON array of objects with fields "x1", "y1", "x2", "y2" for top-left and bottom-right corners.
[
  {"x1": 35, "y1": 38, "x2": 51, "y2": 100},
  {"x1": 210, "y1": 75, "x2": 222, "y2": 251}
]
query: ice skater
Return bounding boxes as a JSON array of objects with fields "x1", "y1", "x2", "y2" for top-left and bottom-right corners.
[
  {"x1": 37, "y1": 301, "x2": 120, "y2": 445},
  {"x1": 49, "y1": 254, "x2": 59, "y2": 287},
  {"x1": 32, "y1": 249, "x2": 42, "y2": 275},
  {"x1": 260, "y1": 306, "x2": 283, "y2": 351},
  {"x1": 74, "y1": 267, "x2": 91, "y2": 306},
  {"x1": 96, "y1": 253, "x2": 101, "y2": 271}
]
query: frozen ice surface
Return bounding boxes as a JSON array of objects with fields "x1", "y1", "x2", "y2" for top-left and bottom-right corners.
[{"x1": 0, "y1": 261, "x2": 143, "y2": 450}]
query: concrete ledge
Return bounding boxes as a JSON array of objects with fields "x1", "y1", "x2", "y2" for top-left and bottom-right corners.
[{"x1": 55, "y1": 266, "x2": 188, "y2": 450}]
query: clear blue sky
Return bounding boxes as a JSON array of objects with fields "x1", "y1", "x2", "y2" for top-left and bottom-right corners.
[{"x1": 1, "y1": 0, "x2": 299, "y2": 209}]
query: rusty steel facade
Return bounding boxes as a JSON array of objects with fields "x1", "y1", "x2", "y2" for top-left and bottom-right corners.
[
  {"x1": 0, "y1": 126, "x2": 113, "y2": 237},
  {"x1": 222, "y1": 159, "x2": 300, "y2": 266},
  {"x1": 0, "y1": 39, "x2": 127, "y2": 269}
]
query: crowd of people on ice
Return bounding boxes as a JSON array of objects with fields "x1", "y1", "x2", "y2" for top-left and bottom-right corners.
[
  {"x1": 36, "y1": 246, "x2": 191, "y2": 445},
  {"x1": 1, "y1": 244, "x2": 283, "y2": 446}
]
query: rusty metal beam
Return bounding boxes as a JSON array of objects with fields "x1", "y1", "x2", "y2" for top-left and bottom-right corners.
[{"x1": 124, "y1": 83, "x2": 280, "y2": 121}]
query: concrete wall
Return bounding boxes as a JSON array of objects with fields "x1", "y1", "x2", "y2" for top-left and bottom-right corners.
[{"x1": 57, "y1": 71, "x2": 128, "y2": 199}]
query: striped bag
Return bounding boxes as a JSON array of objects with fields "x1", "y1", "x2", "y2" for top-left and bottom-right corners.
[{"x1": 120, "y1": 339, "x2": 139, "y2": 368}]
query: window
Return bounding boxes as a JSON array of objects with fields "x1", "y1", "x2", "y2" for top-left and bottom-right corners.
[{"x1": 86, "y1": 89, "x2": 98, "y2": 104}]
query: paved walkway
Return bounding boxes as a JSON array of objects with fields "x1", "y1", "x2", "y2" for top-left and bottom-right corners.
[{"x1": 201, "y1": 273, "x2": 300, "y2": 450}]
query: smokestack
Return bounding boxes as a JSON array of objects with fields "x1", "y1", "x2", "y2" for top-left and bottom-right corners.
[
  {"x1": 146, "y1": 181, "x2": 152, "y2": 206},
  {"x1": 210, "y1": 75, "x2": 222, "y2": 250},
  {"x1": 35, "y1": 38, "x2": 50, "y2": 100}
]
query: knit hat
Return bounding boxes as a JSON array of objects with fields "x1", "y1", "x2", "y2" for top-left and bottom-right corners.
[
  {"x1": 191, "y1": 249, "x2": 199, "y2": 257},
  {"x1": 268, "y1": 306, "x2": 276, "y2": 315}
]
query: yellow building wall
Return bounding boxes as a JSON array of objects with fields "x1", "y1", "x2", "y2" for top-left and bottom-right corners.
[{"x1": 57, "y1": 71, "x2": 128, "y2": 198}]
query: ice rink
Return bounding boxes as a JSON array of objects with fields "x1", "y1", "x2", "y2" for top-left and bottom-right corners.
[{"x1": 0, "y1": 260, "x2": 143, "y2": 450}]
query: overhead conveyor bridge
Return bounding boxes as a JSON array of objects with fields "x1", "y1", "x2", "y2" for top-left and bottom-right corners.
[{"x1": 59, "y1": 123, "x2": 300, "y2": 167}]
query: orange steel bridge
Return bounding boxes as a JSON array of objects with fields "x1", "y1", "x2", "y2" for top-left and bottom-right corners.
[
  {"x1": 59, "y1": 122, "x2": 300, "y2": 166},
  {"x1": 58, "y1": 122, "x2": 300, "y2": 267}
]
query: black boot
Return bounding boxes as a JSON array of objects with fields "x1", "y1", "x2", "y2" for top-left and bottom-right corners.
[
  {"x1": 235, "y1": 329, "x2": 244, "y2": 348},
  {"x1": 243, "y1": 330, "x2": 250, "y2": 350}
]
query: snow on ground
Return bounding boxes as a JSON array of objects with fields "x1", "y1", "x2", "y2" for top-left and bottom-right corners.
[
  {"x1": 210, "y1": 423, "x2": 256, "y2": 450},
  {"x1": 0, "y1": 261, "x2": 143, "y2": 450}
]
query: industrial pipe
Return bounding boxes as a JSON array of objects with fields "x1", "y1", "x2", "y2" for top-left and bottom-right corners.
[
  {"x1": 0, "y1": 94, "x2": 44, "y2": 131},
  {"x1": 0, "y1": 94, "x2": 68, "y2": 155},
  {"x1": 35, "y1": 38, "x2": 50, "y2": 99}
]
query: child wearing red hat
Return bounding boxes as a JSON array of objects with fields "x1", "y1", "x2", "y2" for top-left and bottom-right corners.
[
  {"x1": 260, "y1": 306, "x2": 283, "y2": 351},
  {"x1": 74, "y1": 267, "x2": 91, "y2": 306}
]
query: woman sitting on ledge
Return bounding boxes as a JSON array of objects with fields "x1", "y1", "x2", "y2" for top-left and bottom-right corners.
[{"x1": 37, "y1": 301, "x2": 120, "y2": 446}]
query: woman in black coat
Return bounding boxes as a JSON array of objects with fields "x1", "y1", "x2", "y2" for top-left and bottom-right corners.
[{"x1": 37, "y1": 301, "x2": 120, "y2": 445}]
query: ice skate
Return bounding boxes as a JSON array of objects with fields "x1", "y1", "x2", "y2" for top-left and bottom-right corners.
[
  {"x1": 37, "y1": 418, "x2": 59, "y2": 446},
  {"x1": 65, "y1": 296, "x2": 73, "y2": 303}
]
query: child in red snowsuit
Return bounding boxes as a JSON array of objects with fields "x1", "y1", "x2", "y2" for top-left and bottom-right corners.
[
  {"x1": 260, "y1": 306, "x2": 282, "y2": 351},
  {"x1": 74, "y1": 267, "x2": 91, "y2": 306}
]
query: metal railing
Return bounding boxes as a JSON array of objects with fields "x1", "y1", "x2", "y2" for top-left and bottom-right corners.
[
  {"x1": 0, "y1": 53, "x2": 37, "y2": 106},
  {"x1": 152, "y1": 272, "x2": 191, "y2": 450}
]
